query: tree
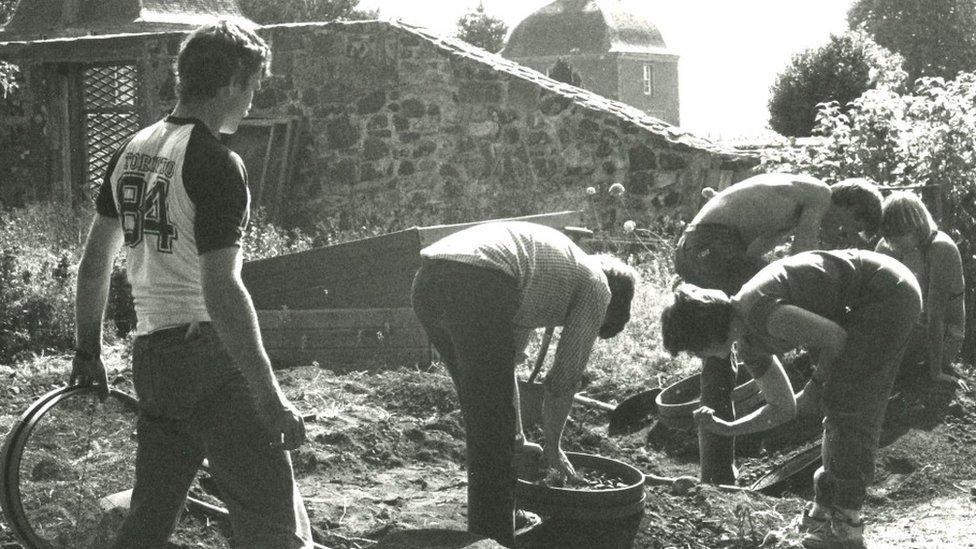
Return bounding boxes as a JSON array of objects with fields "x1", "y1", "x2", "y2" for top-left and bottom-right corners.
[
  {"x1": 455, "y1": 3, "x2": 508, "y2": 53},
  {"x1": 237, "y1": 0, "x2": 376, "y2": 25},
  {"x1": 548, "y1": 59, "x2": 582, "y2": 87},
  {"x1": 768, "y1": 29, "x2": 906, "y2": 137},
  {"x1": 848, "y1": 0, "x2": 976, "y2": 84}
]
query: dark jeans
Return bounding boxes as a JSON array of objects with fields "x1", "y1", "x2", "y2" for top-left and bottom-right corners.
[
  {"x1": 675, "y1": 224, "x2": 765, "y2": 484},
  {"x1": 411, "y1": 259, "x2": 521, "y2": 548},
  {"x1": 112, "y1": 323, "x2": 312, "y2": 549},
  {"x1": 815, "y1": 276, "x2": 922, "y2": 510}
]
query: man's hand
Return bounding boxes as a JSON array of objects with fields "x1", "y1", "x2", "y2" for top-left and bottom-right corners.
[
  {"x1": 693, "y1": 406, "x2": 732, "y2": 436},
  {"x1": 265, "y1": 396, "x2": 306, "y2": 451},
  {"x1": 544, "y1": 446, "x2": 576, "y2": 483},
  {"x1": 70, "y1": 351, "x2": 109, "y2": 401}
]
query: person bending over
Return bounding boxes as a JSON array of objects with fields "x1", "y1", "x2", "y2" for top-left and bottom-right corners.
[
  {"x1": 677, "y1": 173, "x2": 882, "y2": 484},
  {"x1": 875, "y1": 191, "x2": 967, "y2": 391},
  {"x1": 411, "y1": 221, "x2": 637, "y2": 547},
  {"x1": 662, "y1": 249, "x2": 920, "y2": 549}
]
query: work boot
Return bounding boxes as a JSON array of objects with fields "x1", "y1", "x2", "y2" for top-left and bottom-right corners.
[
  {"x1": 802, "y1": 510, "x2": 865, "y2": 549},
  {"x1": 514, "y1": 509, "x2": 541, "y2": 536},
  {"x1": 797, "y1": 502, "x2": 829, "y2": 534}
]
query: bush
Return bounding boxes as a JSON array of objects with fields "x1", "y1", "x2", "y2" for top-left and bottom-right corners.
[
  {"x1": 0, "y1": 204, "x2": 90, "y2": 364},
  {"x1": 768, "y1": 29, "x2": 906, "y2": 137},
  {"x1": 761, "y1": 72, "x2": 976, "y2": 358}
]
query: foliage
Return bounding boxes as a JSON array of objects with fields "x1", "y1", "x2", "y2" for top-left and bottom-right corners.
[
  {"x1": 241, "y1": 208, "x2": 315, "y2": 261},
  {"x1": 548, "y1": 59, "x2": 582, "y2": 87},
  {"x1": 0, "y1": 205, "x2": 89, "y2": 364},
  {"x1": 848, "y1": 0, "x2": 976, "y2": 84},
  {"x1": 768, "y1": 29, "x2": 906, "y2": 137},
  {"x1": 237, "y1": 0, "x2": 376, "y2": 25},
  {"x1": 761, "y1": 72, "x2": 976, "y2": 354},
  {"x1": 455, "y1": 3, "x2": 508, "y2": 53}
]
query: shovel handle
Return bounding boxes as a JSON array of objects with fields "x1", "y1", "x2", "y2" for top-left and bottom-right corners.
[{"x1": 573, "y1": 394, "x2": 615, "y2": 411}]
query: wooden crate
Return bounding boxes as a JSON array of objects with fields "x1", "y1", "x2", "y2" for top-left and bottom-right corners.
[{"x1": 243, "y1": 211, "x2": 585, "y2": 370}]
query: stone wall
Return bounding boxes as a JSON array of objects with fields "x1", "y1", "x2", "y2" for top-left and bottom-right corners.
[
  {"x1": 1, "y1": 21, "x2": 756, "y2": 235},
  {"x1": 243, "y1": 21, "x2": 754, "y2": 234}
]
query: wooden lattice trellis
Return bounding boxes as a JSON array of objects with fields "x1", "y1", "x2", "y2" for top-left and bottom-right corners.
[{"x1": 82, "y1": 64, "x2": 140, "y2": 188}]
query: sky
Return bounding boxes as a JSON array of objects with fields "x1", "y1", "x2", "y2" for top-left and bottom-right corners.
[{"x1": 355, "y1": 0, "x2": 857, "y2": 139}]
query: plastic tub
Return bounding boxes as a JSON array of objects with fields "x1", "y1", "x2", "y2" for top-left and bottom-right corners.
[
  {"x1": 516, "y1": 452, "x2": 645, "y2": 520},
  {"x1": 655, "y1": 373, "x2": 765, "y2": 431}
]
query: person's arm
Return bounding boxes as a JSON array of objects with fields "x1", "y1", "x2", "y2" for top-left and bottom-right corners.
[
  {"x1": 72, "y1": 214, "x2": 125, "y2": 397},
  {"x1": 767, "y1": 303, "x2": 848, "y2": 379},
  {"x1": 789, "y1": 177, "x2": 832, "y2": 254},
  {"x1": 695, "y1": 353, "x2": 796, "y2": 436},
  {"x1": 541, "y1": 282, "x2": 609, "y2": 478},
  {"x1": 199, "y1": 247, "x2": 305, "y2": 449}
]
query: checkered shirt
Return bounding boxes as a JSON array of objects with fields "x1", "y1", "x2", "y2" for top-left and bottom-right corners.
[{"x1": 421, "y1": 221, "x2": 611, "y2": 395}]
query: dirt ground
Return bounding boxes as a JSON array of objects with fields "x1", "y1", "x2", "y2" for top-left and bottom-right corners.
[{"x1": 1, "y1": 349, "x2": 975, "y2": 548}]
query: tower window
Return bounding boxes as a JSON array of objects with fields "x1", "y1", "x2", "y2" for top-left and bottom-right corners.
[{"x1": 642, "y1": 64, "x2": 654, "y2": 96}]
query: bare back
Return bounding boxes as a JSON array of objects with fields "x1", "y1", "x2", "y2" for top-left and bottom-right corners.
[{"x1": 692, "y1": 173, "x2": 831, "y2": 249}]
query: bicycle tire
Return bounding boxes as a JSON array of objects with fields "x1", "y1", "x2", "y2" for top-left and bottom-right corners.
[{"x1": 1, "y1": 385, "x2": 231, "y2": 548}]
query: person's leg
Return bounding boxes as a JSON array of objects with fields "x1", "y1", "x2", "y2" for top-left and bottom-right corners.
[
  {"x1": 111, "y1": 413, "x2": 204, "y2": 549},
  {"x1": 806, "y1": 287, "x2": 919, "y2": 547},
  {"x1": 112, "y1": 332, "x2": 207, "y2": 548},
  {"x1": 413, "y1": 260, "x2": 520, "y2": 547},
  {"x1": 699, "y1": 354, "x2": 737, "y2": 484},
  {"x1": 200, "y1": 372, "x2": 312, "y2": 548}
]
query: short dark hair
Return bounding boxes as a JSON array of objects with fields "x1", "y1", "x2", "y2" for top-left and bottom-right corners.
[
  {"x1": 594, "y1": 254, "x2": 639, "y2": 339},
  {"x1": 830, "y1": 178, "x2": 883, "y2": 233},
  {"x1": 176, "y1": 20, "x2": 271, "y2": 101},
  {"x1": 660, "y1": 284, "x2": 732, "y2": 355}
]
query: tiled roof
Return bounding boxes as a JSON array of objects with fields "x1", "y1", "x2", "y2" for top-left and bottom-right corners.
[{"x1": 391, "y1": 20, "x2": 750, "y2": 159}]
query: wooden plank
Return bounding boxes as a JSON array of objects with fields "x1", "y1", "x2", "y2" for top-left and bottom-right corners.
[
  {"x1": 267, "y1": 347, "x2": 431, "y2": 372},
  {"x1": 261, "y1": 326, "x2": 427, "y2": 350},
  {"x1": 242, "y1": 228, "x2": 423, "y2": 309},
  {"x1": 249, "y1": 269, "x2": 417, "y2": 310},
  {"x1": 416, "y1": 210, "x2": 585, "y2": 247},
  {"x1": 256, "y1": 308, "x2": 420, "y2": 330}
]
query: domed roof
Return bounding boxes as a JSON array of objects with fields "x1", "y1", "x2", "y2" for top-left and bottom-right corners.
[{"x1": 501, "y1": 0, "x2": 669, "y2": 58}]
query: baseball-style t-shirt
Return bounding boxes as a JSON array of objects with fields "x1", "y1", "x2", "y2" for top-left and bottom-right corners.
[
  {"x1": 96, "y1": 116, "x2": 250, "y2": 335},
  {"x1": 421, "y1": 222, "x2": 611, "y2": 395}
]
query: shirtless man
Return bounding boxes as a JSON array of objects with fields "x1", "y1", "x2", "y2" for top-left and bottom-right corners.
[{"x1": 678, "y1": 173, "x2": 882, "y2": 484}]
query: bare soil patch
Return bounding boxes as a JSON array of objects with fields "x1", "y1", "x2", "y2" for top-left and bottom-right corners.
[{"x1": 1, "y1": 350, "x2": 974, "y2": 548}]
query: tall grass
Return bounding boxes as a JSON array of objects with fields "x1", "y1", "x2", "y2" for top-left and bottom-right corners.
[{"x1": 0, "y1": 204, "x2": 90, "y2": 364}]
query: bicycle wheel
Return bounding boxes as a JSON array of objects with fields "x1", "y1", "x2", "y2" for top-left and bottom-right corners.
[{"x1": 1, "y1": 385, "x2": 140, "y2": 548}]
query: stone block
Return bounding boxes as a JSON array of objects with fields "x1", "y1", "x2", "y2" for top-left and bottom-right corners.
[
  {"x1": 628, "y1": 145, "x2": 657, "y2": 171},
  {"x1": 466, "y1": 121, "x2": 499, "y2": 138},
  {"x1": 363, "y1": 137, "x2": 390, "y2": 161},
  {"x1": 368, "y1": 114, "x2": 389, "y2": 130},
  {"x1": 398, "y1": 161, "x2": 416, "y2": 176},
  {"x1": 458, "y1": 82, "x2": 502, "y2": 104},
  {"x1": 358, "y1": 90, "x2": 386, "y2": 115},
  {"x1": 401, "y1": 98, "x2": 426, "y2": 118},
  {"x1": 657, "y1": 152, "x2": 689, "y2": 170},
  {"x1": 327, "y1": 158, "x2": 357, "y2": 186},
  {"x1": 413, "y1": 140, "x2": 437, "y2": 158},
  {"x1": 326, "y1": 116, "x2": 359, "y2": 150},
  {"x1": 540, "y1": 95, "x2": 571, "y2": 116}
]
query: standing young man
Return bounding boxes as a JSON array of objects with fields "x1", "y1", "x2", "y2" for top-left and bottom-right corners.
[
  {"x1": 675, "y1": 173, "x2": 883, "y2": 484},
  {"x1": 71, "y1": 21, "x2": 313, "y2": 548}
]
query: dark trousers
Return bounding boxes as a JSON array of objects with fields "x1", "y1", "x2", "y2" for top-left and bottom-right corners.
[
  {"x1": 113, "y1": 323, "x2": 312, "y2": 549},
  {"x1": 815, "y1": 278, "x2": 921, "y2": 510},
  {"x1": 411, "y1": 259, "x2": 521, "y2": 548}
]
